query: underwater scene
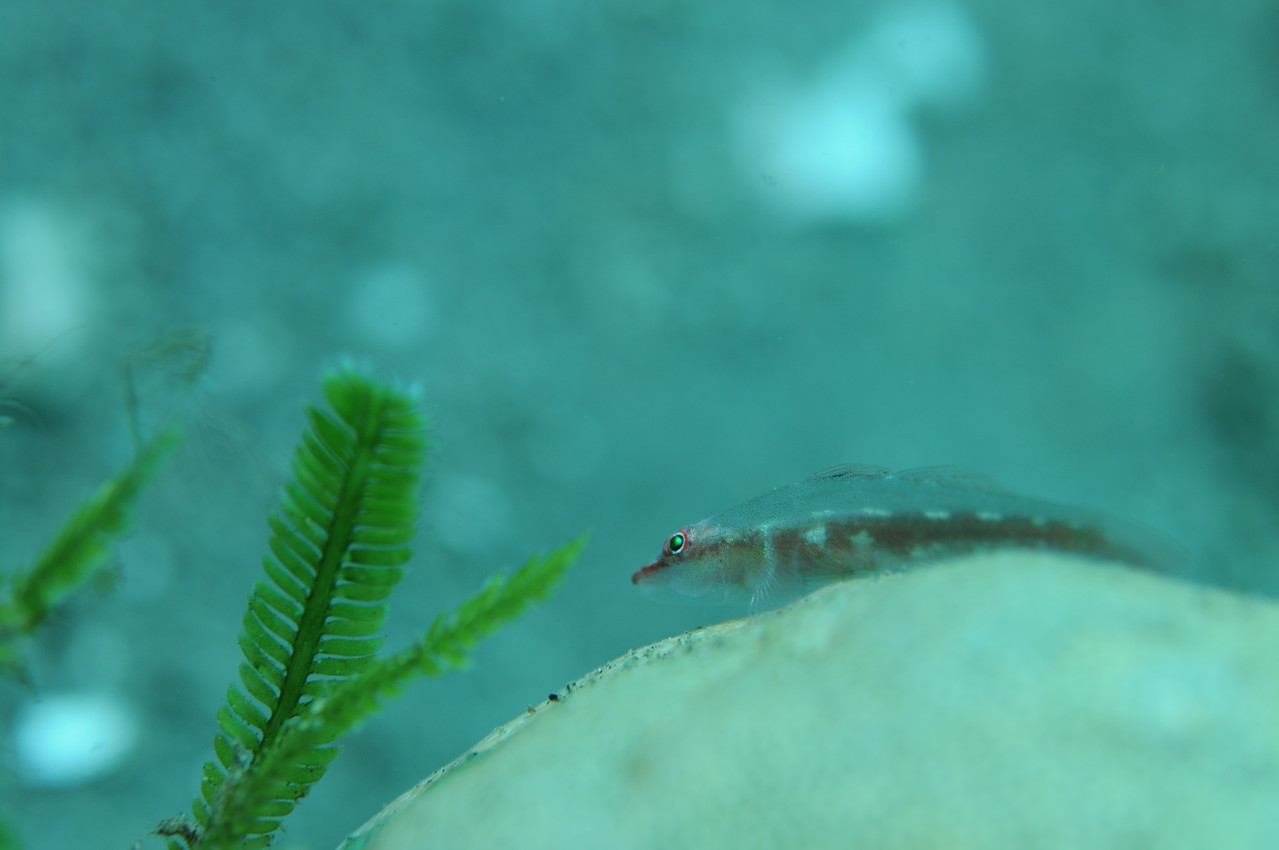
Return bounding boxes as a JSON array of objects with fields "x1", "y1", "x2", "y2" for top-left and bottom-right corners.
[{"x1": 2, "y1": 0, "x2": 1277, "y2": 847}]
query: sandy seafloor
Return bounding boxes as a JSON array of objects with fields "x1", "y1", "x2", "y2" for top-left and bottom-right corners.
[{"x1": 0, "y1": 1, "x2": 1276, "y2": 848}]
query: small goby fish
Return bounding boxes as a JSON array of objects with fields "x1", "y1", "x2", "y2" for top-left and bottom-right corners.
[{"x1": 632, "y1": 465, "x2": 1183, "y2": 605}]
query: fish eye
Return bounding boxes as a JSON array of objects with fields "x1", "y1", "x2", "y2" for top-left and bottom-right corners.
[{"x1": 665, "y1": 531, "x2": 687, "y2": 556}]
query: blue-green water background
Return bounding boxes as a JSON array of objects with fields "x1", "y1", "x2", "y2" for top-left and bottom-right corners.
[{"x1": 1, "y1": 1, "x2": 1276, "y2": 847}]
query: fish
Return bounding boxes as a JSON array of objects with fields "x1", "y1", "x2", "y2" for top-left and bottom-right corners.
[{"x1": 631, "y1": 465, "x2": 1184, "y2": 605}]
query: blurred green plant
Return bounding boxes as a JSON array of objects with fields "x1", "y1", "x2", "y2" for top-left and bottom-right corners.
[
  {"x1": 0, "y1": 427, "x2": 180, "y2": 676},
  {"x1": 0, "y1": 817, "x2": 19, "y2": 850},
  {"x1": 0, "y1": 362, "x2": 582, "y2": 850}
]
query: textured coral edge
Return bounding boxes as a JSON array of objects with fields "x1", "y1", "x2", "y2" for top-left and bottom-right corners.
[{"x1": 339, "y1": 614, "x2": 758, "y2": 846}]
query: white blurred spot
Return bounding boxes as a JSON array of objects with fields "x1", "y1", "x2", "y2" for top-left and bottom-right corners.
[
  {"x1": 738, "y1": 84, "x2": 922, "y2": 223},
  {"x1": 13, "y1": 692, "x2": 139, "y2": 787},
  {"x1": 0, "y1": 197, "x2": 94, "y2": 359},
  {"x1": 732, "y1": 1, "x2": 986, "y2": 224},
  {"x1": 348, "y1": 262, "x2": 434, "y2": 349}
]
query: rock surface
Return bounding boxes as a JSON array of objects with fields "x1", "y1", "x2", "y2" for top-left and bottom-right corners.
[{"x1": 344, "y1": 552, "x2": 1279, "y2": 849}]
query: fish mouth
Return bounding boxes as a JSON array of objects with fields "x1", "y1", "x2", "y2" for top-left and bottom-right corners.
[{"x1": 631, "y1": 562, "x2": 664, "y2": 584}]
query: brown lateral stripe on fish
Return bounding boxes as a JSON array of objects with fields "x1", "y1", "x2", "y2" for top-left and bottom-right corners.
[{"x1": 632, "y1": 465, "x2": 1183, "y2": 605}]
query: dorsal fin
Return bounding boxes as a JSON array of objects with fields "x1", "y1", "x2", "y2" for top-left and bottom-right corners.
[
  {"x1": 894, "y1": 465, "x2": 1009, "y2": 493},
  {"x1": 803, "y1": 464, "x2": 892, "y2": 483},
  {"x1": 804, "y1": 464, "x2": 1009, "y2": 493}
]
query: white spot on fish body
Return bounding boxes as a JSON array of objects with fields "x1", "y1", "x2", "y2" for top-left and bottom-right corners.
[
  {"x1": 860, "y1": 507, "x2": 891, "y2": 518},
  {"x1": 848, "y1": 530, "x2": 874, "y2": 549},
  {"x1": 924, "y1": 510, "x2": 950, "y2": 520},
  {"x1": 976, "y1": 511, "x2": 1001, "y2": 522},
  {"x1": 803, "y1": 525, "x2": 827, "y2": 547}
]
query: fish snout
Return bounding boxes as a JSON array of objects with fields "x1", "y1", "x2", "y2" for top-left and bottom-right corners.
[{"x1": 632, "y1": 561, "x2": 663, "y2": 584}]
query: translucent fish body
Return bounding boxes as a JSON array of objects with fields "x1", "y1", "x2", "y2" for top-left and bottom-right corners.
[{"x1": 632, "y1": 465, "x2": 1182, "y2": 604}]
